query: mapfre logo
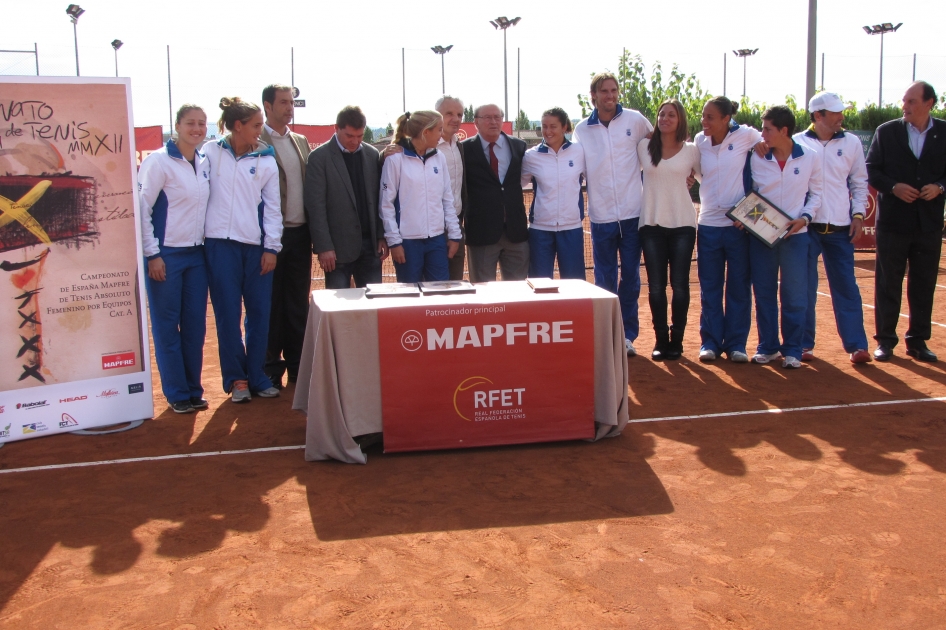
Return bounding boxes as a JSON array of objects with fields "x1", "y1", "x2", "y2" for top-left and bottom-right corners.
[
  {"x1": 453, "y1": 376, "x2": 526, "y2": 423},
  {"x1": 400, "y1": 330, "x2": 423, "y2": 352},
  {"x1": 102, "y1": 352, "x2": 135, "y2": 370},
  {"x1": 60, "y1": 413, "x2": 79, "y2": 428}
]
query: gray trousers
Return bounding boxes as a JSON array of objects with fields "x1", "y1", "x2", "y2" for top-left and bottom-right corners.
[{"x1": 467, "y1": 233, "x2": 530, "y2": 282}]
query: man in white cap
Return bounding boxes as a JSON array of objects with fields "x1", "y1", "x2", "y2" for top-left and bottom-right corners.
[{"x1": 793, "y1": 92, "x2": 871, "y2": 364}]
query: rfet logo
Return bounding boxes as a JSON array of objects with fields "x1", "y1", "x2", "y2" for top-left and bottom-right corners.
[
  {"x1": 453, "y1": 376, "x2": 527, "y2": 423},
  {"x1": 60, "y1": 413, "x2": 79, "y2": 428},
  {"x1": 401, "y1": 330, "x2": 423, "y2": 351},
  {"x1": 102, "y1": 352, "x2": 135, "y2": 369}
]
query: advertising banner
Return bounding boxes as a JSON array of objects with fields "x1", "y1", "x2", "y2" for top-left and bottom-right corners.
[
  {"x1": 377, "y1": 298, "x2": 595, "y2": 452},
  {"x1": 134, "y1": 125, "x2": 164, "y2": 167},
  {"x1": 848, "y1": 130, "x2": 877, "y2": 251},
  {"x1": 290, "y1": 124, "x2": 336, "y2": 150},
  {"x1": 456, "y1": 122, "x2": 513, "y2": 141},
  {"x1": 0, "y1": 77, "x2": 153, "y2": 444}
]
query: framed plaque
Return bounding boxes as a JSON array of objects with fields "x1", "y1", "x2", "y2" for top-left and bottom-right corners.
[{"x1": 726, "y1": 192, "x2": 795, "y2": 248}]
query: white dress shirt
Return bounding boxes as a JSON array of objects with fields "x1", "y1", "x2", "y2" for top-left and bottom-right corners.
[
  {"x1": 438, "y1": 134, "x2": 463, "y2": 216},
  {"x1": 907, "y1": 116, "x2": 934, "y2": 159},
  {"x1": 478, "y1": 133, "x2": 511, "y2": 183}
]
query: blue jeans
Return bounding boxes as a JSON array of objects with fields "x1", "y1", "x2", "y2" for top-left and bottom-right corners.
[
  {"x1": 394, "y1": 234, "x2": 449, "y2": 283},
  {"x1": 750, "y1": 234, "x2": 808, "y2": 359},
  {"x1": 528, "y1": 227, "x2": 585, "y2": 279},
  {"x1": 144, "y1": 246, "x2": 207, "y2": 404},
  {"x1": 640, "y1": 225, "x2": 695, "y2": 337},
  {"x1": 697, "y1": 225, "x2": 752, "y2": 355},
  {"x1": 205, "y1": 238, "x2": 275, "y2": 393},
  {"x1": 592, "y1": 218, "x2": 641, "y2": 341},
  {"x1": 804, "y1": 229, "x2": 869, "y2": 352}
]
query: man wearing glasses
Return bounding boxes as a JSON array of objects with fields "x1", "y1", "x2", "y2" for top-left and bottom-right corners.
[{"x1": 461, "y1": 104, "x2": 529, "y2": 282}]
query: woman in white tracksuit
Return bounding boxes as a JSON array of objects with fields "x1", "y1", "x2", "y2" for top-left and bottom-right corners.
[
  {"x1": 520, "y1": 107, "x2": 586, "y2": 279},
  {"x1": 138, "y1": 104, "x2": 210, "y2": 414},
  {"x1": 694, "y1": 96, "x2": 762, "y2": 363},
  {"x1": 203, "y1": 97, "x2": 283, "y2": 403},
  {"x1": 380, "y1": 110, "x2": 461, "y2": 282}
]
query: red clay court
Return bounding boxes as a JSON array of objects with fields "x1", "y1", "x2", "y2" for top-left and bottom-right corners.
[{"x1": 2, "y1": 250, "x2": 946, "y2": 628}]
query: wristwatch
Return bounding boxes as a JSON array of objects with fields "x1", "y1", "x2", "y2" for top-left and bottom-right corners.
[{"x1": 937, "y1": 183, "x2": 945, "y2": 195}]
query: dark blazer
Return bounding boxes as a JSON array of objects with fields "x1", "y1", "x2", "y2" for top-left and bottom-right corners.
[
  {"x1": 305, "y1": 138, "x2": 384, "y2": 264},
  {"x1": 461, "y1": 132, "x2": 529, "y2": 246},
  {"x1": 866, "y1": 117, "x2": 946, "y2": 234}
]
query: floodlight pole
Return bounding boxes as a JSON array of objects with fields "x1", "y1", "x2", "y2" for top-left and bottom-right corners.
[
  {"x1": 863, "y1": 23, "x2": 903, "y2": 107},
  {"x1": 71, "y1": 20, "x2": 79, "y2": 75},
  {"x1": 733, "y1": 49, "x2": 758, "y2": 98},
  {"x1": 490, "y1": 17, "x2": 521, "y2": 123}
]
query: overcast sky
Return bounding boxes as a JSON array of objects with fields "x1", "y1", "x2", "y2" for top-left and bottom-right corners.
[{"x1": 3, "y1": 0, "x2": 943, "y2": 132}]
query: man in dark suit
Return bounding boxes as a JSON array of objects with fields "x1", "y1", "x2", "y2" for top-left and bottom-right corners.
[
  {"x1": 261, "y1": 84, "x2": 311, "y2": 389},
  {"x1": 867, "y1": 81, "x2": 946, "y2": 362},
  {"x1": 305, "y1": 106, "x2": 388, "y2": 289},
  {"x1": 461, "y1": 104, "x2": 529, "y2": 282}
]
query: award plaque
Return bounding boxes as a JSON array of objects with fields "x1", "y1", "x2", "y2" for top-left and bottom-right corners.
[{"x1": 726, "y1": 192, "x2": 795, "y2": 248}]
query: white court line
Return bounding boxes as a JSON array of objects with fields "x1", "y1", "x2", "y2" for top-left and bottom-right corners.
[
  {"x1": 816, "y1": 291, "x2": 946, "y2": 329},
  {"x1": 0, "y1": 444, "x2": 304, "y2": 476},
  {"x1": 629, "y1": 396, "x2": 946, "y2": 424},
  {"x1": 3, "y1": 397, "x2": 946, "y2": 475}
]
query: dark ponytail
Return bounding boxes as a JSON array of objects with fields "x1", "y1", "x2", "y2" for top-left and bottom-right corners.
[
  {"x1": 705, "y1": 96, "x2": 739, "y2": 121},
  {"x1": 217, "y1": 96, "x2": 261, "y2": 134}
]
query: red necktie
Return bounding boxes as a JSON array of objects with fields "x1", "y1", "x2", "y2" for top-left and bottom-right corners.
[{"x1": 489, "y1": 142, "x2": 499, "y2": 179}]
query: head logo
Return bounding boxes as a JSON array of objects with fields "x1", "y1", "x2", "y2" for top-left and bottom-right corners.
[
  {"x1": 453, "y1": 376, "x2": 494, "y2": 421},
  {"x1": 433, "y1": 166, "x2": 439, "y2": 174},
  {"x1": 401, "y1": 330, "x2": 423, "y2": 351},
  {"x1": 60, "y1": 413, "x2": 79, "y2": 428}
]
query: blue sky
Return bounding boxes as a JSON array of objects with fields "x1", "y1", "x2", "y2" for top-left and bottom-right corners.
[{"x1": 3, "y1": 0, "x2": 942, "y2": 132}]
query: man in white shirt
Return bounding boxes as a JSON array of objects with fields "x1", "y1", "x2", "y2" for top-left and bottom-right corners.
[
  {"x1": 573, "y1": 72, "x2": 654, "y2": 356},
  {"x1": 435, "y1": 96, "x2": 467, "y2": 280},
  {"x1": 794, "y1": 92, "x2": 871, "y2": 364},
  {"x1": 260, "y1": 84, "x2": 311, "y2": 389}
]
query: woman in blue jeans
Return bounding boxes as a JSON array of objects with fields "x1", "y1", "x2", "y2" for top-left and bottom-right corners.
[{"x1": 637, "y1": 100, "x2": 701, "y2": 360}]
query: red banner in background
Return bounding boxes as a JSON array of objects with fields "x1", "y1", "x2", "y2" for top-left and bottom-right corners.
[
  {"x1": 377, "y1": 299, "x2": 595, "y2": 453},
  {"x1": 290, "y1": 124, "x2": 337, "y2": 150},
  {"x1": 851, "y1": 185, "x2": 878, "y2": 250},
  {"x1": 456, "y1": 122, "x2": 512, "y2": 141},
  {"x1": 134, "y1": 126, "x2": 164, "y2": 168}
]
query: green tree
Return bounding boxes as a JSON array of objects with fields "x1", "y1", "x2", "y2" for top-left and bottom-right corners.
[
  {"x1": 515, "y1": 109, "x2": 530, "y2": 131},
  {"x1": 363, "y1": 127, "x2": 374, "y2": 143},
  {"x1": 463, "y1": 105, "x2": 475, "y2": 123},
  {"x1": 578, "y1": 51, "x2": 711, "y2": 138}
]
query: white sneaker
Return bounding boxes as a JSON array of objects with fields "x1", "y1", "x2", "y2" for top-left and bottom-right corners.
[
  {"x1": 255, "y1": 387, "x2": 280, "y2": 398},
  {"x1": 751, "y1": 352, "x2": 781, "y2": 364},
  {"x1": 625, "y1": 339, "x2": 637, "y2": 357},
  {"x1": 699, "y1": 349, "x2": 716, "y2": 362},
  {"x1": 231, "y1": 380, "x2": 251, "y2": 403},
  {"x1": 729, "y1": 350, "x2": 749, "y2": 363},
  {"x1": 782, "y1": 356, "x2": 802, "y2": 369}
]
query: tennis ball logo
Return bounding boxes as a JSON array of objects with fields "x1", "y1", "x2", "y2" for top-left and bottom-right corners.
[{"x1": 453, "y1": 376, "x2": 493, "y2": 421}]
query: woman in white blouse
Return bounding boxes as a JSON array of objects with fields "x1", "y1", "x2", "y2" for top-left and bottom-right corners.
[{"x1": 637, "y1": 100, "x2": 701, "y2": 360}]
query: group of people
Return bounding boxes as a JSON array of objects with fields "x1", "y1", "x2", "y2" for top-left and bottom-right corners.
[{"x1": 139, "y1": 77, "x2": 946, "y2": 412}]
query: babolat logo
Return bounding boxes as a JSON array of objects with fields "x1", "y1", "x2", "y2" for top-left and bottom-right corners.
[
  {"x1": 453, "y1": 376, "x2": 527, "y2": 422},
  {"x1": 59, "y1": 395, "x2": 88, "y2": 404},
  {"x1": 422, "y1": 320, "x2": 574, "y2": 351},
  {"x1": 60, "y1": 413, "x2": 79, "y2": 428},
  {"x1": 22, "y1": 422, "x2": 48, "y2": 434},
  {"x1": 16, "y1": 400, "x2": 48, "y2": 410},
  {"x1": 128, "y1": 383, "x2": 144, "y2": 394},
  {"x1": 0, "y1": 423, "x2": 10, "y2": 438}
]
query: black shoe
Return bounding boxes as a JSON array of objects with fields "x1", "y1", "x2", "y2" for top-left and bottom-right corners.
[
  {"x1": 651, "y1": 344, "x2": 666, "y2": 360},
  {"x1": 873, "y1": 345, "x2": 894, "y2": 362},
  {"x1": 189, "y1": 397, "x2": 209, "y2": 409},
  {"x1": 170, "y1": 401, "x2": 195, "y2": 414},
  {"x1": 266, "y1": 374, "x2": 285, "y2": 390},
  {"x1": 906, "y1": 345, "x2": 938, "y2": 363},
  {"x1": 287, "y1": 374, "x2": 297, "y2": 384}
]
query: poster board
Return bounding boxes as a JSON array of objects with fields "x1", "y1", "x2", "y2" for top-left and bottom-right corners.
[{"x1": 0, "y1": 77, "x2": 153, "y2": 444}]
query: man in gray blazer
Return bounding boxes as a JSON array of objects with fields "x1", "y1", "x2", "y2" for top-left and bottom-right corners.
[{"x1": 305, "y1": 106, "x2": 388, "y2": 289}]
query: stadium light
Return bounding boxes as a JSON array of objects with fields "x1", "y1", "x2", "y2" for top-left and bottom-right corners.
[
  {"x1": 66, "y1": 4, "x2": 84, "y2": 76},
  {"x1": 111, "y1": 39, "x2": 123, "y2": 77},
  {"x1": 732, "y1": 49, "x2": 759, "y2": 98},
  {"x1": 490, "y1": 16, "x2": 521, "y2": 123},
  {"x1": 863, "y1": 22, "x2": 902, "y2": 106},
  {"x1": 431, "y1": 45, "x2": 453, "y2": 94}
]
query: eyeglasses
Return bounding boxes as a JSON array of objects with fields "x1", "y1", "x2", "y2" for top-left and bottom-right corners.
[{"x1": 475, "y1": 115, "x2": 503, "y2": 121}]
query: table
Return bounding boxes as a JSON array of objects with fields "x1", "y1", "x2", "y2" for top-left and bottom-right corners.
[{"x1": 293, "y1": 280, "x2": 629, "y2": 464}]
